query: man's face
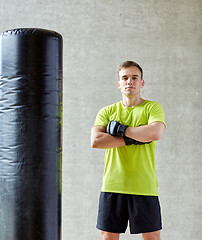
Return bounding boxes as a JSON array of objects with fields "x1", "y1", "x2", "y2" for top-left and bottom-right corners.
[{"x1": 118, "y1": 66, "x2": 144, "y2": 97}]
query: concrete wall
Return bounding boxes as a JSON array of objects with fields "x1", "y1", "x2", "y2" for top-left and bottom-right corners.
[{"x1": 0, "y1": 0, "x2": 201, "y2": 239}]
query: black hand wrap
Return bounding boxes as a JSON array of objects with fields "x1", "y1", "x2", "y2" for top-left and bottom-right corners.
[
  {"x1": 124, "y1": 136, "x2": 152, "y2": 145},
  {"x1": 106, "y1": 121, "x2": 128, "y2": 137}
]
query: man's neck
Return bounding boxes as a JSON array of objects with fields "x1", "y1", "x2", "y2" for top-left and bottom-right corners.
[{"x1": 122, "y1": 96, "x2": 144, "y2": 107}]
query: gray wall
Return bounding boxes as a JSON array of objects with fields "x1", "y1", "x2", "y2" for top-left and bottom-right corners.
[{"x1": 0, "y1": 0, "x2": 201, "y2": 239}]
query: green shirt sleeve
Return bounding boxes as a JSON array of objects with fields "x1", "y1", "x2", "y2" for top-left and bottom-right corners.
[
  {"x1": 148, "y1": 102, "x2": 166, "y2": 126},
  {"x1": 93, "y1": 106, "x2": 110, "y2": 127}
]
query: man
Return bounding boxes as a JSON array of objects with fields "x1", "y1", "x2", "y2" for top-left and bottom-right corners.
[{"x1": 91, "y1": 61, "x2": 165, "y2": 240}]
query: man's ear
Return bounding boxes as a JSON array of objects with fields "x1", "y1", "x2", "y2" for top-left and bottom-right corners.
[
  {"x1": 141, "y1": 79, "x2": 145, "y2": 88},
  {"x1": 117, "y1": 81, "x2": 121, "y2": 89}
]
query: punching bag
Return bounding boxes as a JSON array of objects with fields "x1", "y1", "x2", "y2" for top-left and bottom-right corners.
[{"x1": 0, "y1": 28, "x2": 62, "y2": 240}]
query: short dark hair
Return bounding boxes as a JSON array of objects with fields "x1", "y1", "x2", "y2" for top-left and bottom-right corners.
[{"x1": 118, "y1": 61, "x2": 143, "y2": 79}]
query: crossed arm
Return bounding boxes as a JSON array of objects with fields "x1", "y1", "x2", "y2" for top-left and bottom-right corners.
[{"x1": 91, "y1": 122, "x2": 165, "y2": 149}]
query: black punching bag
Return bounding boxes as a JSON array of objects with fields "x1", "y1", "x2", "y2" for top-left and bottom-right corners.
[{"x1": 0, "y1": 28, "x2": 62, "y2": 240}]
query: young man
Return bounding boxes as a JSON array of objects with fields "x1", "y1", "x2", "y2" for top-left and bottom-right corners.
[{"x1": 91, "y1": 61, "x2": 165, "y2": 240}]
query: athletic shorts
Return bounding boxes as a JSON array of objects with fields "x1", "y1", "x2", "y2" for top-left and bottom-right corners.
[{"x1": 96, "y1": 192, "x2": 162, "y2": 234}]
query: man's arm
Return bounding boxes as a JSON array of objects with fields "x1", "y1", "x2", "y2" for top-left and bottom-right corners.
[
  {"x1": 91, "y1": 126, "x2": 125, "y2": 149},
  {"x1": 125, "y1": 121, "x2": 165, "y2": 142}
]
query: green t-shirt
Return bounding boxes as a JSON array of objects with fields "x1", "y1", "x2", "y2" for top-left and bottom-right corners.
[{"x1": 93, "y1": 100, "x2": 165, "y2": 196}]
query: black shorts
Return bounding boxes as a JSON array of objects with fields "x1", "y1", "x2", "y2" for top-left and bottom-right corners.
[{"x1": 96, "y1": 192, "x2": 162, "y2": 234}]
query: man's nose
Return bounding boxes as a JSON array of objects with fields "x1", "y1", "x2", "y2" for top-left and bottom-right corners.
[{"x1": 127, "y1": 78, "x2": 133, "y2": 84}]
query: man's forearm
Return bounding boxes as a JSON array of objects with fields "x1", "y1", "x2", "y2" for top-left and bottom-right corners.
[
  {"x1": 91, "y1": 131, "x2": 125, "y2": 149},
  {"x1": 125, "y1": 122, "x2": 165, "y2": 142}
]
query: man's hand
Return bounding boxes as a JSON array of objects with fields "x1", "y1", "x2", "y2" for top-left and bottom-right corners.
[
  {"x1": 106, "y1": 121, "x2": 128, "y2": 137},
  {"x1": 106, "y1": 121, "x2": 152, "y2": 145}
]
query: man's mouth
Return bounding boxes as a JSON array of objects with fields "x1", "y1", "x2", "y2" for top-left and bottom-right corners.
[{"x1": 125, "y1": 87, "x2": 134, "y2": 90}]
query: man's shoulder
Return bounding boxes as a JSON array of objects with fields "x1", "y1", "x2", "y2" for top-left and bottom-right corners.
[
  {"x1": 144, "y1": 99, "x2": 160, "y2": 104},
  {"x1": 143, "y1": 100, "x2": 162, "y2": 108},
  {"x1": 100, "y1": 101, "x2": 121, "y2": 111}
]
